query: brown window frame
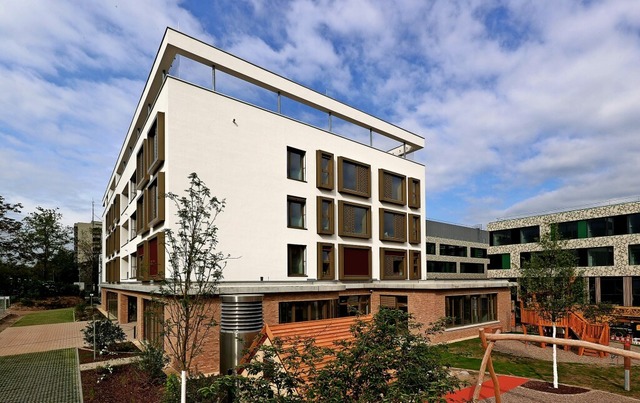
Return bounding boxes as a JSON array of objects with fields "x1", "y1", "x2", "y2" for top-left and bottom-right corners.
[
  {"x1": 317, "y1": 243, "x2": 335, "y2": 280},
  {"x1": 408, "y1": 214, "x2": 421, "y2": 244},
  {"x1": 380, "y1": 208, "x2": 407, "y2": 243},
  {"x1": 136, "y1": 231, "x2": 165, "y2": 281},
  {"x1": 339, "y1": 244, "x2": 372, "y2": 281},
  {"x1": 316, "y1": 196, "x2": 334, "y2": 235},
  {"x1": 147, "y1": 172, "x2": 165, "y2": 229},
  {"x1": 409, "y1": 250, "x2": 422, "y2": 280},
  {"x1": 338, "y1": 200, "x2": 372, "y2": 239},
  {"x1": 408, "y1": 177, "x2": 421, "y2": 208},
  {"x1": 337, "y1": 156, "x2": 371, "y2": 198},
  {"x1": 136, "y1": 139, "x2": 150, "y2": 190},
  {"x1": 287, "y1": 244, "x2": 307, "y2": 277},
  {"x1": 378, "y1": 169, "x2": 406, "y2": 206},
  {"x1": 287, "y1": 196, "x2": 306, "y2": 229},
  {"x1": 380, "y1": 295, "x2": 408, "y2": 312},
  {"x1": 147, "y1": 112, "x2": 165, "y2": 176},
  {"x1": 380, "y1": 248, "x2": 407, "y2": 280},
  {"x1": 287, "y1": 147, "x2": 306, "y2": 182},
  {"x1": 316, "y1": 150, "x2": 334, "y2": 190}
]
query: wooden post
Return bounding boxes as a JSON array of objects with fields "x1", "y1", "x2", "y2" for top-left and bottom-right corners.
[
  {"x1": 625, "y1": 341, "x2": 631, "y2": 391},
  {"x1": 473, "y1": 328, "x2": 502, "y2": 403}
]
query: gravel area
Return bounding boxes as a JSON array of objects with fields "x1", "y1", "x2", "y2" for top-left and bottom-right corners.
[{"x1": 493, "y1": 339, "x2": 640, "y2": 366}]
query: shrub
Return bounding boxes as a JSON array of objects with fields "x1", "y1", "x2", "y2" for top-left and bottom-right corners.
[
  {"x1": 75, "y1": 302, "x2": 88, "y2": 321},
  {"x1": 83, "y1": 319, "x2": 126, "y2": 351},
  {"x1": 20, "y1": 297, "x2": 34, "y2": 307},
  {"x1": 137, "y1": 341, "x2": 168, "y2": 384},
  {"x1": 163, "y1": 373, "x2": 180, "y2": 403}
]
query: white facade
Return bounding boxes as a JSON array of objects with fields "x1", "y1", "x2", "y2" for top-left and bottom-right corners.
[{"x1": 102, "y1": 28, "x2": 425, "y2": 285}]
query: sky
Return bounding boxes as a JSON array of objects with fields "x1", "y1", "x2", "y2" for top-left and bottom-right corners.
[{"x1": 1, "y1": 0, "x2": 640, "y2": 228}]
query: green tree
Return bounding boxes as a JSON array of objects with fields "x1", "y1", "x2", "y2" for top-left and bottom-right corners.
[
  {"x1": 519, "y1": 225, "x2": 587, "y2": 389},
  {"x1": 0, "y1": 195, "x2": 24, "y2": 296},
  {"x1": 18, "y1": 207, "x2": 72, "y2": 282},
  {"x1": 0, "y1": 195, "x2": 23, "y2": 260},
  {"x1": 203, "y1": 309, "x2": 461, "y2": 402},
  {"x1": 154, "y1": 173, "x2": 230, "y2": 373}
]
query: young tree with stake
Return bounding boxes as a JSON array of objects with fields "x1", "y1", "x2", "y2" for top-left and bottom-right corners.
[
  {"x1": 519, "y1": 225, "x2": 586, "y2": 389},
  {"x1": 154, "y1": 173, "x2": 230, "y2": 373}
]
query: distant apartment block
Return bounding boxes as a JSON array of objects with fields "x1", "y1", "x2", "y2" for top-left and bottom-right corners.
[
  {"x1": 487, "y1": 201, "x2": 640, "y2": 313},
  {"x1": 101, "y1": 28, "x2": 511, "y2": 374},
  {"x1": 74, "y1": 221, "x2": 102, "y2": 293},
  {"x1": 426, "y1": 220, "x2": 489, "y2": 280}
]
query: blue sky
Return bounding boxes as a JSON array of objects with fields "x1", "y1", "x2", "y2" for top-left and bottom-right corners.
[{"x1": 1, "y1": 0, "x2": 640, "y2": 227}]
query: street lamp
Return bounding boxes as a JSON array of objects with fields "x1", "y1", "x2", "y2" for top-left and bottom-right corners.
[{"x1": 90, "y1": 293, "x2": 95, "y2": 360}]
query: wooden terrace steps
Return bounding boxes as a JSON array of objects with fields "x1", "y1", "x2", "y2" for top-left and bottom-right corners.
[{"x1": 520, "y1": 303, "x2": 610, "y2": 357}]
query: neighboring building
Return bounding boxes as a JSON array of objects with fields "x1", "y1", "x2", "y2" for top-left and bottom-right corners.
[
  {"x1": 426, "y1": 220, "x2": 489, "y2": 280},
  {"x1": 101, "y1": 28, "x2": 511, "y2": 374},
  {"x1": 487, "y1": 201, "x2": 640, "y2": 313},
  {"x1": 74, "y1": 221, "x2": 102, "y2": 293}
]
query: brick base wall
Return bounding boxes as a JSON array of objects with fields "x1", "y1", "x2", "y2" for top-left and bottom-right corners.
[{"x1": 100, "y1": 285, "x2": 512, "y2": 374}]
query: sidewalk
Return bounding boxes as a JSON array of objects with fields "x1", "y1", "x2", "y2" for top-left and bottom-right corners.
[{"x1": 0, "y1": 321, "x2": 88, "y2": 356}]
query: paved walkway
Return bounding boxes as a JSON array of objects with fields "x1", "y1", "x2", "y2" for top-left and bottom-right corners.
[
  {"x1": 0, "y1": 311, "x2": 138, "y2": 402},
  {"x1": 0, "y1": 321, "x2": 88, "y2": 356}
]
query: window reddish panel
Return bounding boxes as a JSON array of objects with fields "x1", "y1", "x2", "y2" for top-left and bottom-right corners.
[
  {"x1": 342, "y1": 247, "x2": 371, "y2": 278},
  {"x1": 148, "y1": 237, "x2": 158, "y2": 276}
]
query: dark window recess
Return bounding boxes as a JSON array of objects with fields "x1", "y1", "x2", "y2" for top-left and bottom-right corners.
[
  {"x1": 338, "y1": 295, "x2": 370, "y2": 316},
  {"x1": 587, "y1": 217, "x2": 613, "y2": 237},
  {"x1": 470, "y1": 247, "x2": 487, "y2": 258},
  {"x1": 460, "y1": 263, "x2": 484, "y2": 274},
  {"x1": 600, "y1": 276, "x2": 624, "y2": 305},
  {"x1": 633, "y1": 277, "x2": 640, "y2": 307},
  {"x1": 630, "y1": 244, "x2": 640, "y2": 265},
  {"x1": 488, "y1": 253, "x2": 510, "y2": 270},
  {"x1": 588, "y1": 277, "x2": 597, "y2": 304},
  {"x1": 427, "y1": 261, "x2": 456, "y2": 273},
  {"x1": 439, "y1": 244, "x2": 467, "y2": 257},
  {"x1": 558, "y1": 221, "x2": 579, "y2": 240},
  {"x1": 279, "y1": 299, "x2": 336, "y2": 323},
  {"x1": 445, "y1": 294, "x2": 497, "y2": 328},
  {"x1": 426, "y1": 242, "x2": 436, "y2": 255},
  {"x1": 574, "y1": 247, "x2": 614, "y2": 266},
  {"x1": 490, "y1": 226, "x2": 539, "y2": 245}
]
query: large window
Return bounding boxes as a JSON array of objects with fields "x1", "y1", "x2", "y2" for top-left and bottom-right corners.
[
  {"x1": 630, "y1": 244, "x2": 640, "y2": 265},
  {"x1": 317, "y1": 243, "x2": 335, "y2": 280},
  {"x1": 288, "y1": 244, "x2": 306, "y2": 277},
  {"x1": 445, "y1": 294, "x2": 497, "y2": 328},
  {"x1": 147, "y1": 232, "x2": 164, "y2": 279},
  {"x1": 587, "y1": 217, "x2": 613, "y2": 238},
  {"x1": 426, "y1": 242, "x2": 436, "y2": 255},
  {"x1": 143, "y1": 299, "x2": 164, "y2": 346},
  {"x1": 574, "y1": 247, "x2": 614, "y2": 266},
  {"x1": 427, "y1": 261, "x2": 457, "y2": 273},
  {"x1": 287, "y1": 147, "x2": 305, "y2": 181},
  {"x1": 316, "y1": 150, "x2": 334, "y2": 190},
  {"x1": 380, "y1": 248, "x2": 406, "y2": 280},
  {"x1": 379, "y1": 169, "x2": 406, "y2": 205},
  {"x1": 338, "y1": 201, "x2": 371, "y2": 239},
  {"x1": 380, "y1": 295, "x2": 408, "y2": 312},
  {"x1": 460, "y1": 263, "x2": 484, "y2": 274},
  {"x1": 279, "y1": 299, "x2": 336, "y2": 323},
  {"x1": 380, "y1": 209, "x2": 406, "y2": 242},
  {"x1": 287, "y1": 196, "x2": 306, "y2": 229},
  {"x1": 106, "y1": 292, "x2": 118, "y2": 320},
  {"x1": 409, "y1": 250, "x2": 421, "y2": 280},
  {"x1": 338, "y1": 295, "x2": 370, "y2": 316},
  {"x1": 490, "y1": 226, "x2": 539, "y2": 245},
  {"x1": 316, "y1": 197, "x2": 334, "y2": 235},
  {"x1": 338, "y1": 157, "x2": 371, "y2": 198},
  {"x1": 339, "y1": 245, "x2": 371, "y2": 281},
  {"x1": 408, "y1": 214, "x2": 421, "y2": 244},
  {"x1": 439, "y1": 244, "x2": 467, "y2": 257},
  {"x1": 408, "y1": 178, "x2": 421, "y2": 208},
  {"x1": 488, "y1": 253, "x2": 510, "y2": 270},
  {"x1": 470, "y1": 247, "x2": 487, "y2": 258},
  {"x1": 600, "y1": 277, "x2": 623, "y2": 305}
]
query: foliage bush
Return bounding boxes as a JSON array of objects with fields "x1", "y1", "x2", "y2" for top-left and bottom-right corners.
[
  {"x1": 137, "y1": 341, "x2": 169, "y2": 384},
  {"x1": 82, "y1": 319, "x2": 126, "y2": 351}
]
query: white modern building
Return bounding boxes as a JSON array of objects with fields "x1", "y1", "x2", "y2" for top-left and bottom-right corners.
[{"x1": 101, "y1": 28, "x2": 511, "y2": 374}]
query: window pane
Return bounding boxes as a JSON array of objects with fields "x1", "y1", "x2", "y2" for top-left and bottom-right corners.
[
  {"x1": 287, "y1": 148, "x2": 305, "y2": 181},
  {"x1": 600, "y1": 277, "x2": 623, "y2": 305},
  {"x1": 288, "y1": 245, "x2": 306, "y2": 276},
  {"x1": 343, "y1": 161, "x2": 356, "y2": 190},
  {"x1": 288, "y1": 198, "x2": 305, "y2": 228}
]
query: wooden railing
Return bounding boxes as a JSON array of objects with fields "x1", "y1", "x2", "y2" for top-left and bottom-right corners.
[
  {"x1": 520, "y1": 304, "x2": 610, "y2": 356},
  {"x1": 473, "y1": 328, "x2": 640, "y2": 402}
]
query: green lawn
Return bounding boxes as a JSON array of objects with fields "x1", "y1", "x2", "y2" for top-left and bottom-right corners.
[
  {"x1": 445, "y1": 338, "x2": 640, "y2": 399},
  {"x1": 12, "y1": 307, "x2": 75, "y2": 327}
]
